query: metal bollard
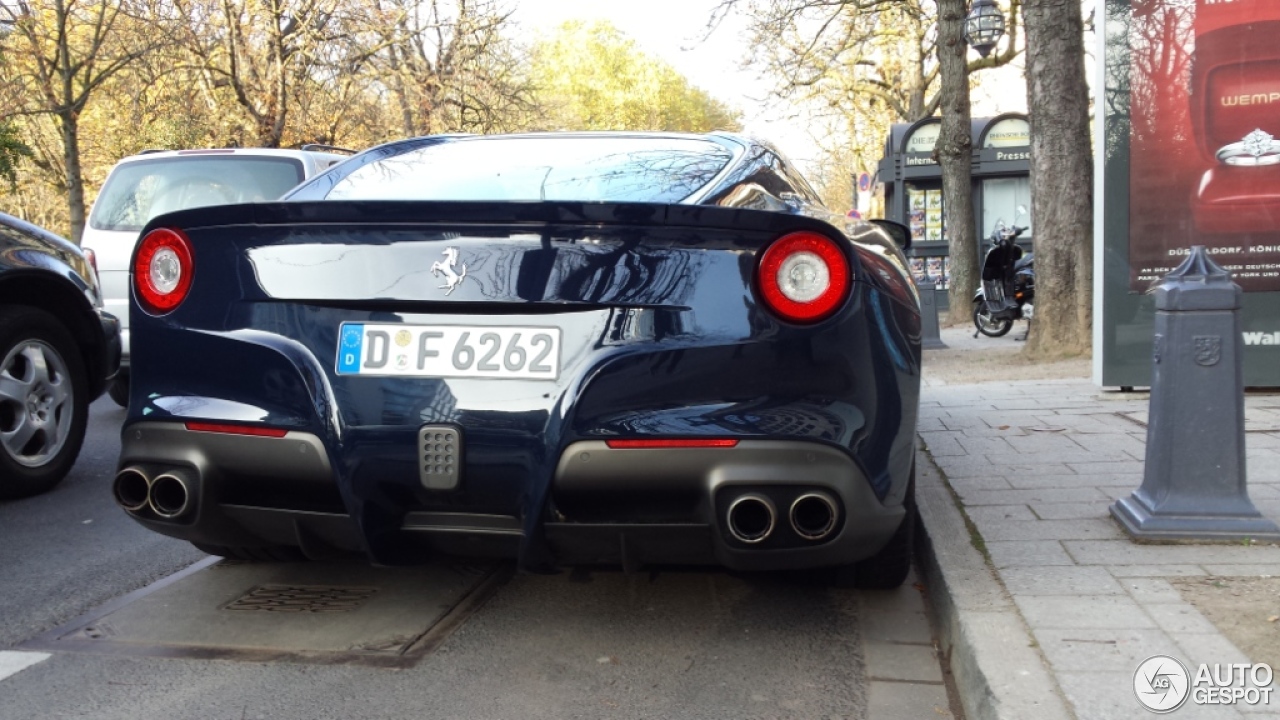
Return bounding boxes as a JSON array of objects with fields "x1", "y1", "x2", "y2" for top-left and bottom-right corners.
[
  {"x1": 1111, "y1": 246, "x2": 1280, "y2": 541},
  {"x1": 918, "y1": 280, "x2": 947, "y2": 350}
]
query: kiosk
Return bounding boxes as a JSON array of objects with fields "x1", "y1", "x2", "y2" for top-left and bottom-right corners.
[{"x1": 877, "y1": 114, "x2": 1033, "y2": 306}]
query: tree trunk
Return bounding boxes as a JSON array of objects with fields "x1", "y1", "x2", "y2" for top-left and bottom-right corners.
[
  {"x1": 58, "y1": 111, "x2": 87, "y2": 244},
  {"x1": 1022, "y1": 0, "x2": 1093, "y2": 357},
  {"x1": 933, "y1": 0, "x2": 979, "y2": 326}
]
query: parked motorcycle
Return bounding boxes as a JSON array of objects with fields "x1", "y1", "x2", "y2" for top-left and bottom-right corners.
[{"x1": 972, "y1": 220, "x2": 1033, "y2": 338}]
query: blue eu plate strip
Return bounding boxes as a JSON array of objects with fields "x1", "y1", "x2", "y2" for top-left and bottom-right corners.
[{"x1": 337, "y1": 324, "x2": 364, "y2": 374}]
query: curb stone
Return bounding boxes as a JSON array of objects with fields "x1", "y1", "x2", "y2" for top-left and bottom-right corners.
[{"x1": 915, "y1": 445, "x2": 1077, "y2": 720}]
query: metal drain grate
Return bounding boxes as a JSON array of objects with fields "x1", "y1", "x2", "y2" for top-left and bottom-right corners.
[
  {"x1": 222, "y1": 585, "x2": 378, "y2": 613},
  {"x1": 419, "y1": 425, "x2": 461, "y2": 490}
]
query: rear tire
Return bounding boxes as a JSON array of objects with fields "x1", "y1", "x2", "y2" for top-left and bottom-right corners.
[
  {"x1": 0, "y1": 308, "x2": 90, "y2": 499},
  {"x1": 192, "y1": 542, "x2": 308, "y2": 562},
  {"x1": 107, "y1": 371, "x2": 129, "y2": 407},
  {"x1": 832, "y1": 468, "x2": 915, "y2": 590},
  {"x1": 973, "y1": 300, "x2": 1013, "y2": 338}
]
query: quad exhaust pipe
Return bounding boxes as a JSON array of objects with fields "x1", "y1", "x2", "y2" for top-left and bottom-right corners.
[
  {"x1": 726, "y1": 493, "x2": 777, "y2": 544},
  {"x1": 112, "y1": 466, "x2": 196, "y2": 520}
]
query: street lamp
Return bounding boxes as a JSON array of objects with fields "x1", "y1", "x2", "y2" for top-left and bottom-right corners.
[{"x1": 964, "y1": 0, "x2": 1006, "y2": 58}]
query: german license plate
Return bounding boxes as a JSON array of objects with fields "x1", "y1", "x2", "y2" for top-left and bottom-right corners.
[{"x1": 336, "y1": 323, "x2": 560, "y2": 379}]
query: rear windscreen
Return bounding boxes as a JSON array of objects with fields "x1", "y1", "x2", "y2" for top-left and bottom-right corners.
[
  {"x1": 89, "y1": 156, "x2": 305, "y2": 232},
  {"x1": 324, "y1": 136, "x2": 736, "y2": 204}
]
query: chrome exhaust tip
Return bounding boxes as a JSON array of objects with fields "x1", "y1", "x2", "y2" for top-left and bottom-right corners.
[
  {"x1": 148, "y1": 469, "x2": 195, "y2": 519},
  {"x1": 726, "y1": 493, "x2": 777, "y2": 544},
  {"x1": 790, "y1": 491, "x2": 839, "y2": 541},
  {"x1": 113, "y1": 467, "x2": 151, "y2": 513}
]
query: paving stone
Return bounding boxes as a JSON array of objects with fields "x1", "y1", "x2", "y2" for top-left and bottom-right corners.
[
  {"x1": 1030, "y1": 501, "x2": 1115, "y2": 520},
  {"x1": 861, "y1": 611, "x2": 935, "y2": 645},
  {"x1": 1145, "y1": 602, "x2": 1222, "y2": 634},
  {"x1": 1033, "y1": 626, "x2": 1182, "y2": 673},
  {"x1": 866, "y1": 680, "x2": 954, "y2": 720},
  {"x1": 937, "y1": 460, "x2": 1067, "y2": 478},
  {"x1": 1107, "y1": 565, "x2": 1210, "y2": 578},
  {"x1": 1119, "y1": 578, "x2": 1184, "y2": 604},
  {"x1": 956, "y1": 488, "x2": 1112, "y2": 506},
  {"x1": 1000, "y1": 566, "x2": 1126, "y2": 596},
  {"x1": 1066, "y1": 460, "x2": 1148, "y2": 475},
  {"x1": 985, "y1": 540, "x2": 1074, "y2": 569},
  {"x1": 971, "y1": 518, "x2": 1124, "y2": 542},
  {"x1": 947, "y1": 476, "x2": 1016, "y2": 494},
  {"x1": 857, "y1": 585, "x2": 927, "y2": 616},
  {"x1": 1199, "y1": 564, "x2": 1280, "y2": 577},
  {"x1": 1173, "y1": 632, "x2": 1251, "y2": 668},
  {"x1": 955, "y1": 436, "x2": 1018, "y2": 456},
  {"x1": 1003, "y1": 451, "x2": 1142, "y2": 467},
  {"x1": 964, "y1": 504, "x2": 1037, "y2": 523},
  {"x1": 1008, "y1": 473, "x2": 1141, "y2": 489},
  {"x1": 918, "y1": 431, "x2": 967, "y2": 456},
  {"x1": 1064, "y1": 541, "x2": 1280, "y2": 567},
  {"x1": 864, "y1": 641, "x2": 944, "y2": 683},
  {"x1": 1014, "y1": 595, "x2": 1156, "y2": 629}
]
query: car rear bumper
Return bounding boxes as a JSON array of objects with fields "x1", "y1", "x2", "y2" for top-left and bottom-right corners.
[{"x1": 115, "y1": 423, "x2": 905, "y2": 571}]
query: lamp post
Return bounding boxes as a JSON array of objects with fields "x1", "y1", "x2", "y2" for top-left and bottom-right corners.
[{"x1": 964, "y1": 0, "x2": 1007, "y2": 59}]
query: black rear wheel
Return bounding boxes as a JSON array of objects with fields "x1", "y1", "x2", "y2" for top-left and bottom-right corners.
[
  {"x1": 973, "y1": 300, "x2": 1013, "y2": 338},
  {"x1": 107, "y1": 371, "x2": 129, "y2": 407},
  {"x1": 831, "y1": 467, "x2": 915, "y2": 590}
]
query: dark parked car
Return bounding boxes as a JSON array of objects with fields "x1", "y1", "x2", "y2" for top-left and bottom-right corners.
[
  {"x1": 113, "y1": 132, "x2": 922, "y2": 587},
  {"x1": 0, "y1": 211, "x2": 121, "y2": 498}
]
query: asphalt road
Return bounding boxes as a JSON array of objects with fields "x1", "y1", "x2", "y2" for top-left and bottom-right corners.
[{"x1": 0, "y1": 397, "x2": 953, "y2": 720}]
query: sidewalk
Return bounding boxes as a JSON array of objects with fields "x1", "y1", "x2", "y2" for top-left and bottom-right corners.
[{"x1": 917, "y1": 326, "x2": 1280, "y2": 720}]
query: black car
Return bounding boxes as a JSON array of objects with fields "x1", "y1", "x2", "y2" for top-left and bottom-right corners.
[
  {"x1": 0, "y1": 211, "x2": 121, "y2": 498},
  {"x1": 114, "y1": 132, "x2": 921, "y2": 587}
]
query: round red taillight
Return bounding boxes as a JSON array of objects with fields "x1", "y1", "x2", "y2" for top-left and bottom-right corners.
[
  {"x1": 757, "y1": 231, "x2": 850, "y2": 323},
  {"x1": 134, "y1": 227, "x2": 194, "y2": 315}
]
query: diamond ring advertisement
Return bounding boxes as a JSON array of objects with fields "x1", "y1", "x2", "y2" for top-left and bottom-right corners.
[{"x1": 1215, "y1": 128, "x2": 1280, "y2": 166}]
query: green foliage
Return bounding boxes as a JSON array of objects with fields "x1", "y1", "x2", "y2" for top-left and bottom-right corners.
[
  {"x1": 528, "y1": 20, "x2": 740, "y2": 133},
  {"x1": 0, "y1": 123, "x2": 32, "y2": 189}
]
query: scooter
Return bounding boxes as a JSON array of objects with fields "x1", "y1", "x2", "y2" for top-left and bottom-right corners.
[{"x1": 972, "y1": 221, "x2": 1033, "y2": 339}]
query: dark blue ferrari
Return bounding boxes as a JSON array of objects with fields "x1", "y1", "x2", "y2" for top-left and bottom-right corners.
[{"x1": 114, "y1": 132, "x2": 922, "y2": 588}]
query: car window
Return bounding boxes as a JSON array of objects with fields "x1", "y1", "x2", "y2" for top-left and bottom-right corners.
[
  {"x1": 89, "y1": 156, "x2": 306, "y2": 232},
  {"x1": 324, "y1": 136, "x2": 735, "y2": 204}
]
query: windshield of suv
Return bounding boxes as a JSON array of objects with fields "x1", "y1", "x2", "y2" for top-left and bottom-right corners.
[{"x1": 89, "y1": 155, "x2": 305, "y2": 232}]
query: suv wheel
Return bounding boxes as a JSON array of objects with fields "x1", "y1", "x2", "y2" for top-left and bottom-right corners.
[{"x1": 0, "y1": 308, "x2": 89, "y2": 499}]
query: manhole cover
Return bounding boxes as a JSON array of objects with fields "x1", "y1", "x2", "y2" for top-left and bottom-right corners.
[{"x1": 223, "y1": 585, "x2": 378, "y2": 613}]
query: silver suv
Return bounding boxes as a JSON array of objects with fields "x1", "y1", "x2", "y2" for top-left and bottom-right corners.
[{"x1": 82, "y1": 146, "x2": 348, "y2": 405}]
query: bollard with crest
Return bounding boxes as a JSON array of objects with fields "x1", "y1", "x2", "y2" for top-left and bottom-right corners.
[{"x1": 1111, "y1": 246, "x2": 1280, "y2": 541}]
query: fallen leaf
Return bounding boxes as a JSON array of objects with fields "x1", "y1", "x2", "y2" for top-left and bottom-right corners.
[
  {"x1": 1268, "y1": 615, "x2": 1278, "y2": 623},
  {"x1": 1029, "y1": 427, "x2": 1066, "y2": 433},
  {"x1": 997, "y1": 425, "x2": 1010, "y2": 430}
]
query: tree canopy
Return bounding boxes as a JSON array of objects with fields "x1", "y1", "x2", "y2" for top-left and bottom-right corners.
[{"x1": 528, "y1": 20, "x2": 740, "y2": 133}]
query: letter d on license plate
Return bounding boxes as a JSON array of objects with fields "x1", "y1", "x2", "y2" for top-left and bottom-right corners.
[{"x1": 336, "y1": 323, "x2": 560, "y2": 379}]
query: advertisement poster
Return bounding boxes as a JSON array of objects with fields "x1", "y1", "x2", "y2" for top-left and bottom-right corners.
[
  {"x1": 925, "y1": 190, "x2": 944, "y2": 242},
  {"x1": 908, "y1": 257, "x2": 926, "y2": 285},
  {"x1": 908, "y1": 188, "x2": 927, "y2": 244},
  {"x1": 1129, "y1": 0, "x2": 1280, "y2": 292}
]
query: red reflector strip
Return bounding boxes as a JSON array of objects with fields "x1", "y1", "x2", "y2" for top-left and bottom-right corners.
[
  {"x1": 185, "y1": 422, "x2": 288, "y2": 438},
  {"x1": 605, "y1": 439, "x2": 739, "y2": 449}
]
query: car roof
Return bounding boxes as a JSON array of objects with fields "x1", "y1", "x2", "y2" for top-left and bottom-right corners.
[{"x1": 114, "y1": 147, "x2": 348, "y2": 164}]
